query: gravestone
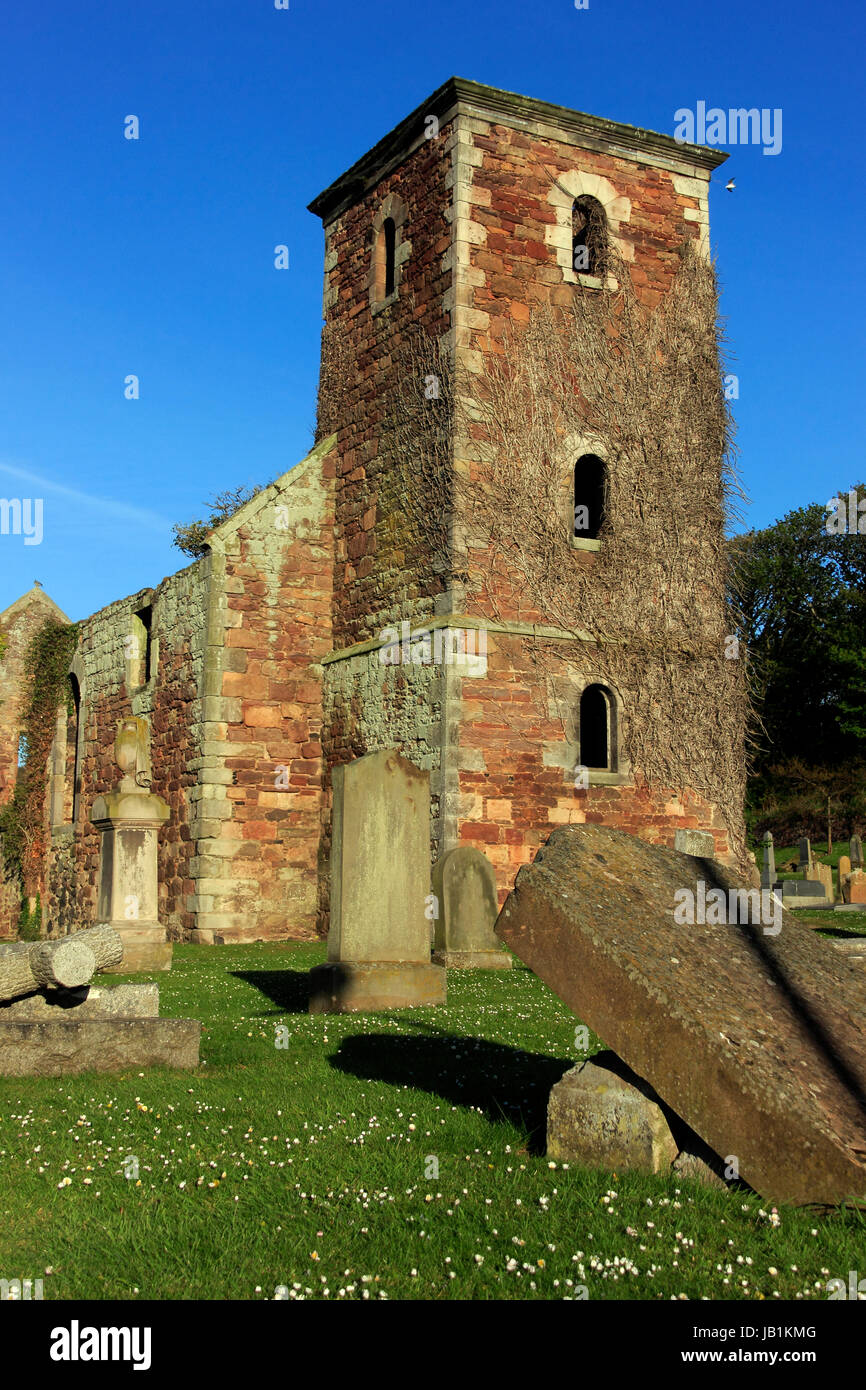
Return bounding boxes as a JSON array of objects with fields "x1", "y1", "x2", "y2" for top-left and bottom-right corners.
[
  {"x1": 91, "y1": 718, "x2": 172, "y2": 972},
  {"x1": 806, "y1": 859, "x2": 834, "y2": 902},
  {"x1": 838, "y1": 855, "x2": 852, "y2": 904},
  {"x1": 798, "y1": 837, "x2": 813, "y2": 873},
  {"x1": 431, "y1": 847, "x2": 512, "y2": 968},
  {"x1": 309, "y1": 750, "x2": 446, "y2": 1012},
  {"x1": 760, "y1": 831, "x2": 776, "y2": 889},
  {"x1": 495, "y1": 824, "x2": 866, "y2": 1206},
  {"x1": 850, "y1": 835, "x2": 863, "y2": 869},
  {"x1": 0, "y1": 925, "x2": 199, "y2": 1076}
]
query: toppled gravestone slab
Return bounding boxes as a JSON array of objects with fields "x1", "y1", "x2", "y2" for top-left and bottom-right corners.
[{"x1": 496, "y1": 824, "x2": 866, "y2": 1207}]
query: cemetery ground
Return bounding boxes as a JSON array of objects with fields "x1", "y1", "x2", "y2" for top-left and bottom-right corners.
[{"x1": 2, "y1": 941, "x2": 866, "y2": 1302}]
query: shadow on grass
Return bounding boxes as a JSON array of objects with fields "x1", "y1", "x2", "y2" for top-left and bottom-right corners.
[
  {"x1": 231, "y1": 969, "x2": 311, "y2": 1015},
  {"x1": 329, "y1": 1026, "x2": 574, "y2": 1152}
]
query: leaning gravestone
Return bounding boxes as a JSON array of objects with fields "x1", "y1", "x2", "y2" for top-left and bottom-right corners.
[
  {"x1": 496, "y1": 824, "x2": 866, "y2": 1206},
  {"x1": 431, "y1": 847, "x2": 512, "y2": 969},
  {"x1": 308, "y1": 750, "x2": 446, "y2": 1012},
  {"x1": 0, "y1": 924, "x2": 199, "y2": 1076},
  {"x1": 850, "y1": 835, "x2": 863, "y2": 869}
]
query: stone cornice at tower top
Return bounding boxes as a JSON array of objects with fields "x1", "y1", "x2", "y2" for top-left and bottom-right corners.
[{"x1": 307, "y1": 76, "x2": 729, "y2": 224}]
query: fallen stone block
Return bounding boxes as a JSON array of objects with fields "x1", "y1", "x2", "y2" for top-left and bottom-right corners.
[
  {"x1": 0, "y1": 983, "x2": 159, "y2": 1021},
  {"x1": 496, "y1": 824, "x2": 866, "y2": 1206},
  {"x1": 547, "y1": 1052, "x2": 679, "y2": 1174},
  {"x1": 0, "y1": 1018, "x2": 200, "y2": 1077}
]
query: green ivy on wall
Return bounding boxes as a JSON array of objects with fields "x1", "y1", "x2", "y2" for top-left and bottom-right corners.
[{"x1": 0, "y1": 619, "x2": 79, "y2": 899}]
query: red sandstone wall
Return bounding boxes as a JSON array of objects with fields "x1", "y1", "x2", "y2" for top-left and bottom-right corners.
[{"x1": 318, "y1": 123, "x2": 454, "y2": 651}]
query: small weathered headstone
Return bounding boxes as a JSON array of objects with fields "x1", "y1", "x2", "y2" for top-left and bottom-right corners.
[
  {"x1": 547, "y1": 1051, "x2": 678, "y2": 1173},
  {"x1": 760, "y1": 830, "x2": 775, "y2": 889},
  {"x1": 431, "y1": 847, "x2": 512, "y2": 968},
  {"x1": 850, "y1": 835, "x2": 863, "y2": 868},
  {"x1": 309, "y1": 749, "x2": 446, "y2": 1012}
]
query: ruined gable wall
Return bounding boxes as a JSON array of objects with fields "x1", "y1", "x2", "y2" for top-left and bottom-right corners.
[{"x1": 45, "y1": 561, "x2": 209, "y2": 936}]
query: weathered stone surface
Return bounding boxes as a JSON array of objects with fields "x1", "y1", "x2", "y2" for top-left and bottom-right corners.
[
  {"x1": 431, "y1": 846, "x2": 512, "y2": 968},
  {"x1": 0, "y1": 924, "x2": 123, "y2": 1001},
  {"x1": 496, "y1": 824, "x2": 866, "y2": 1206},
  {"x1": 329, "y1": 749, "x2": 432, "y2": 965},
  {"x1": 0, "y1": 1018, "x2": 200, "y2": 1076},
  {"x1": 0, "y1": 982, "x2": 159, "y2": 1020},
  {"x1": 547, "y1": 1052, "x2": 679, "y2": 1173},
  {"x1": 673, "y1": 828, "x2": 715, "y2": 858},
  {"x1": 851, "y1": 835, "x2": 863, "y2": 868},
  {"x1": 312, "y1": 749, "x2": 445, "y2": 1012},
  {"x1": 308, "y1": 961, "x2": 446, "y2": 1013}
]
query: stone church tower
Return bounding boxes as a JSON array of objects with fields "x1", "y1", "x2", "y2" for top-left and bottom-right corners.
[
  {"x1": 310, "y1": 77, "x2": 742, "y2": 926},
  {"x1": 0, "y1": 78, "x2": 745, "y2": 942}
]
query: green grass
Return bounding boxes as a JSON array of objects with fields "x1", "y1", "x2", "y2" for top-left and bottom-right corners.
[{"x1": 1, "y1": 943, "x2": 864, "y2": 1301}]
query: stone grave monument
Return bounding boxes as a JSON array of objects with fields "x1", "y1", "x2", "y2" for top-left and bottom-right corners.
[
  {"x1": 496, "y1": 824, "x2": 866, "y2": 1206},
  {"x1": 431, "y1": 846, "x2": 512, "y2": 969},
  {"x1": 308, "y1": 749, "x2": 446, "y2": 1012},
  {"x1": 0, "y1": 924, "x2": 199, "y2": 1076},
  {"x1": 91, "y1": 717, "x2": 172, "y2": 972},
  {"x1": 760, "y1": 830, "x2": 776, "y2": 889}
]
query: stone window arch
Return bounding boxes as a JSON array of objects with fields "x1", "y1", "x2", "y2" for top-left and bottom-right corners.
[
  {"x1": 573, "y1": 453, "x2": 606, "y2": 541},
  {"x1": 546, "y1": 171, "x2": 632, "y2": 288},
  {"x1": 572, "y1": 196, "x2": 607, "y2": 277},
  {"x1": 369, "y1": 194, "x2": 410, "y2": 314},
  {"x1": 579, "y1": 683, "x2": 618, "y2": 772}
]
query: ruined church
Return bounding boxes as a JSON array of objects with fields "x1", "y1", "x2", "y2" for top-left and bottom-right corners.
[{"x1": 0, "y1": 77, "x2": 745, "y2": 943}]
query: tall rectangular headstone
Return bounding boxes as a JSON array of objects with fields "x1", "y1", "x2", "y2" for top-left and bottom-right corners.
[
  {"x1": 309, "y1": 750, "x2": 446, "y2": 1012},
  {"x1": 850, "y1": 835, "x2": 863, "y2": 869},
  {"x1": 496, "y1": 824, "x2": 866, "y2": 1206},
  {"x1": 798, "y1": 837, "x2": 812, "y2": 872}
]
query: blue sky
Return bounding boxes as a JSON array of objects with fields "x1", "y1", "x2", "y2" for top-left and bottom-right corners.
[{"x1": 1, "y1": 0, "x2": 863, "y2": 620}]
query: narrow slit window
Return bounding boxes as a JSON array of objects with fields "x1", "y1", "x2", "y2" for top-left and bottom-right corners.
[
  {"x1": 69, "y1": 673, "x2": 82, "y2": 824},
  {"x1": 573, "y1": 454, "x2": 606, "y2": 539},
  {"x1": 383, "y1": 217, "x2": 396, "y2": 297}
]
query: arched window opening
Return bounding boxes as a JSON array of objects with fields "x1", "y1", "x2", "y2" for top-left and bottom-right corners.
[
  {"x1": 374, "y1": 217, "x2": 398, "y2": 303},
  {"x1": 580, "y1": 685, "x2": 611, "y2": 771},
  {"x1": 572, "y1": 196, "x2": 607, "y2": 277},
  {"x1": 383, "y1": 217, "x2": 396, "y2": 297},
  {"x1": 573, "y1": 454, "x2": 606, "y2": 539}
]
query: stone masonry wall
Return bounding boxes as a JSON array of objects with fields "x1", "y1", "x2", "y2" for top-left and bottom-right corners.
[
  {"x1": 44, "y1": 560, "x2": 209, "y2": 937},
  {"x1": 190, "y1": 436, "x2": 336, "y2": 943}
]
